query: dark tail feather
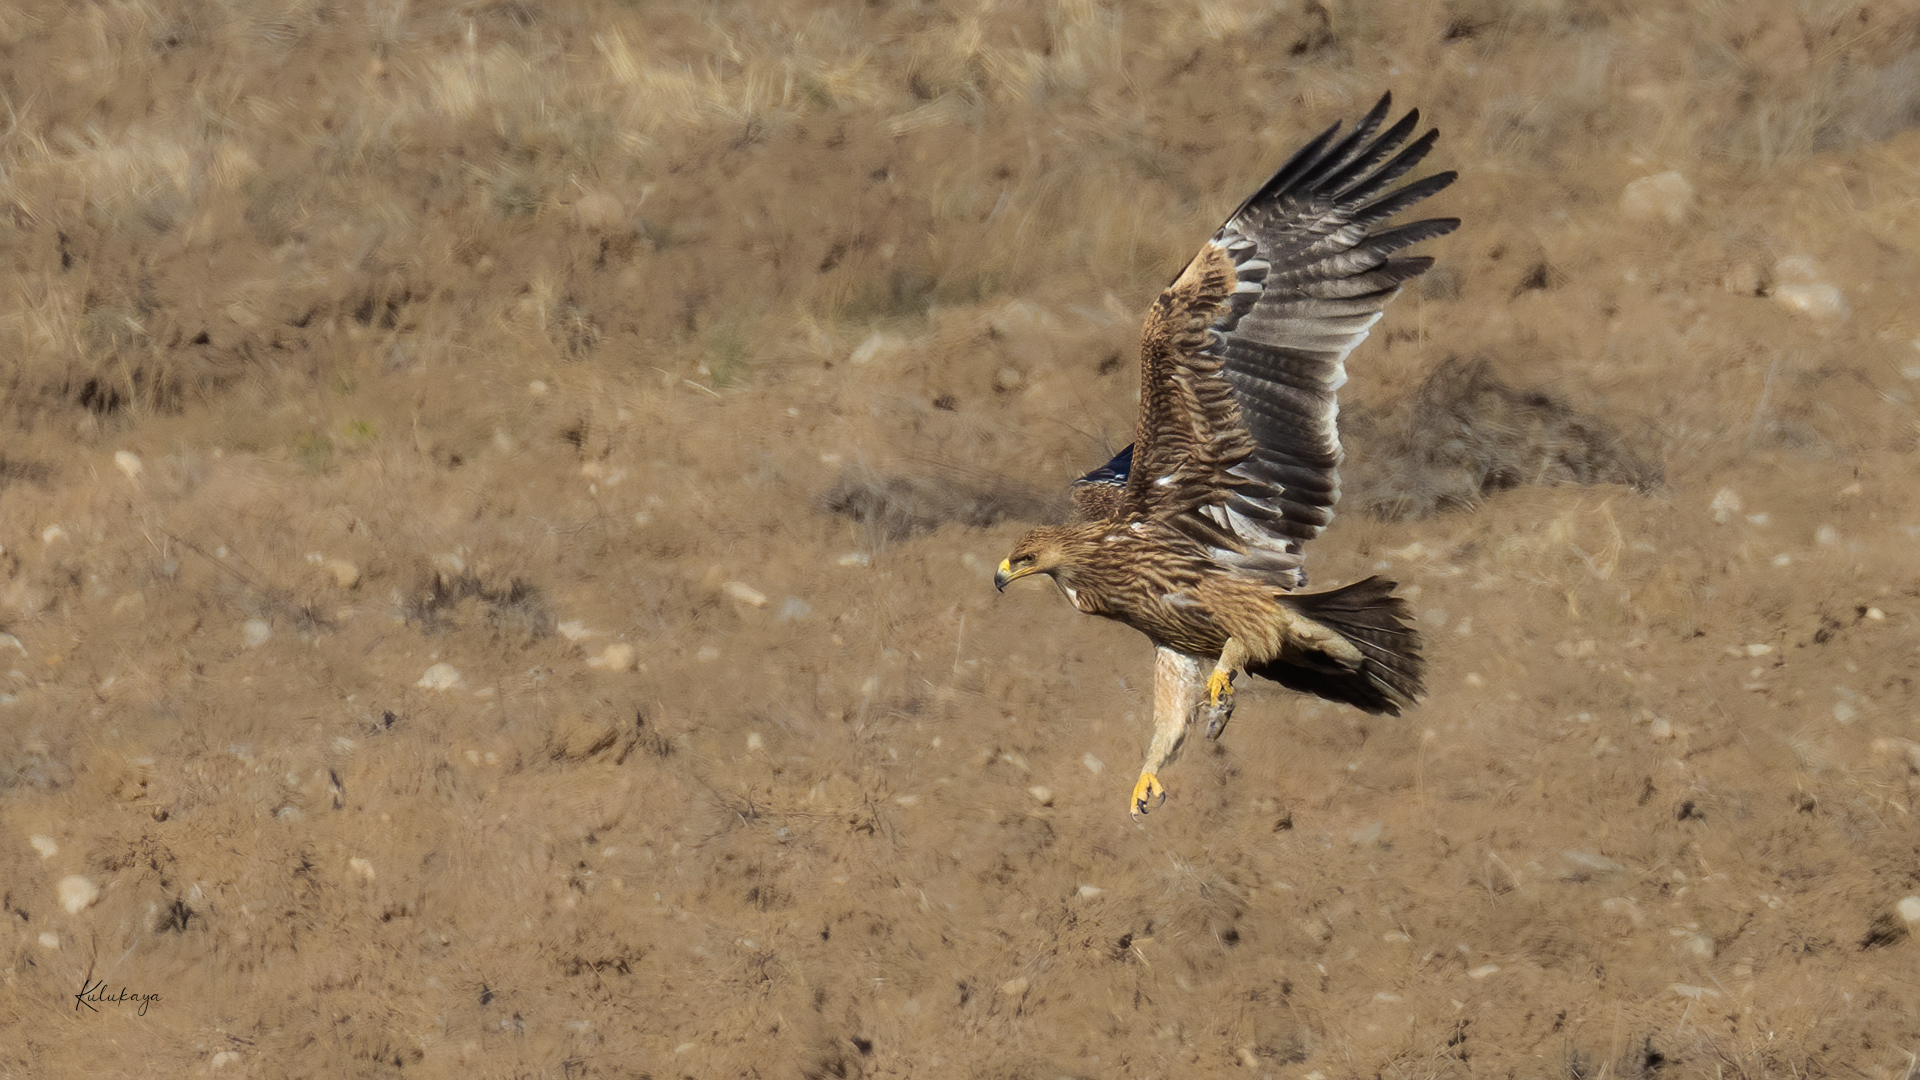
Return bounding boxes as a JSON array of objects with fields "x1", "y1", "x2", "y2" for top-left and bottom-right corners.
[{"x1": 1248, "y1": 576, "x2": 1425, "y2": 715}]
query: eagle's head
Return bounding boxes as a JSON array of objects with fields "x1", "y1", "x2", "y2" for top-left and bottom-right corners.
[{"x1": 994, "y1": 525, "x2": 1089, "y2": 592}]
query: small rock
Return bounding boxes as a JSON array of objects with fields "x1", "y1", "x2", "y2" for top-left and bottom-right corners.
[
  {"x1": 992, "y1": 365, "x2": 1027, "y2": 393},
  {"x1": 695, "y1": 645, "x2": 721, "y2": 662},
  {"x1": 1648, "y1": 718, "x2": 1675, "y2": 741},
  {"x1": 323, "y1": 559, "x2": 360, "y2": 589},
  {"x1": 1681, "y1": 932, "x2": 1715, "y2": 959},
  {"x1": 1832, "y1": 701, "x2": 1857, "y2": 724},
  {"x1": 58, "y1": 875, "x2": 100, "y2": 914},
  {"x1": 1620, "y1": 171, "x2": 1696, "y2": 226},
  {"x1": 113, "y1": 450, "x2": 143, "y2": 480},
  {"x1": 30, "y1": 834, "x2": 57, "y2": 858},
  {"x1": 1466, "y1": 963, "x2": 1500, "y2": 979},
  {"x1": 999, "y1": 977, "x2": 1029, "y2": 996},
  {"x1": 40, "y1": 525, "x2": 66, "y2": 545},
  {"x1": 242, "y1": 620, "x2": 273, "y2": 648},
  {"x1": 1562, "y1": 850, "x2": 1626, "y2": 874},
  {"x1": 849, "y1": 330, "x2": 906, "y2": 367},
  {"x1": 586, "y1": 643, "x2": 636, "y2": 671},
  {"x1": 1815, "y1": 525, "x2": 1839, "y2": 546},
  {"x1": 746, "y1": 732, "x2": 764, "y2": 752},
  {"x1": 1028, "y1": 785, "x2": 1053, "y2": 805},
  {"x1": 1871, "y1": 738, "x2": 1920, "y2": 771},
  {"x1": 416, "y1": 663, "x2": 465, "y2": 691},
  {"x1": 1671, "y1": 984, "x2": 1721, "y2": 999},
  {"x1": 722, "y1": 581, "x2": 768, "y2": 607},
  {"x1": 1771, "y1": 257, "x2": 1848, "y2": 320},
  {"x1": 1081, "y1": 753, "x2": 1104, "y2": 775},
  {"x1": 348, "y1": 857, "x2": 376, "y2": 881},
  {"x1": 1600, "y1": 897, "x2": 1645, "y2": 926},
  {"x1": 528, "y1": 380, "x2": 549, "y2": 396},
  {"x1": 1077, "y1": 884, "x2": 1103, "y2": 898},
  {"x1": 1709, "y1": 487, "x2": 1742, "y2": 524},
  {"x1": 37, "y1": 931, "x2": 58, "y2": 949},
  {"x1": 778, "y1": 597, "x2": 812, "y2": 621},
  {"x1": 1896, "y1": 896, "x2": 1920, "y2": 925},
  {"x1": 1865, "y1": 607, "x2": 1885, "y2": 621},
  {"x1": 836, "y1": 552, "x2": 871, "y2": 567},
  {"x1": 557, "y1": 620, "x2": 597, "y2": 641}
]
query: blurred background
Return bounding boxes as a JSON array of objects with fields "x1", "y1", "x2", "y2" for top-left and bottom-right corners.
[{"x1": 2, "y1": 0, "x2": 1918, "y2": 1076}]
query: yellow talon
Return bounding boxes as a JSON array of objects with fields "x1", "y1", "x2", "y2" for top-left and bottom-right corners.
[
  {"x1": 1207, "y1": 668, "x2": 1234, "y2": 707},
  {"x1": 1130, "y1": 772, "x2": 1165, "y2": 818}
]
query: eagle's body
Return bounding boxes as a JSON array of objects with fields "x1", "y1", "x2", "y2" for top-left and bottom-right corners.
[{"x1": 994, "y1": 95, "x2": 1458, "y2": 817}]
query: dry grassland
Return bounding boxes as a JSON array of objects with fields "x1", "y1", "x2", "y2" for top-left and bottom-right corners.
[{"x1": 3, "y1": 0, "x2": 1920, "y2": 1076}]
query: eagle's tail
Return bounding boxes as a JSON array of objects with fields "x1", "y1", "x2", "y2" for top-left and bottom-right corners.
[{"x1": 1251, "y1": 576, "x2": 1425, "y2": 715}]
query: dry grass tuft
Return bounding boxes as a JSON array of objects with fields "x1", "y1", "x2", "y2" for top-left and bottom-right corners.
[
  {"x1": 1349, "y1": 357, "x2": 1664, "y2": 520},
  {"x1": 818, "y1": 465, "x2": 1059, "y2": 544}
]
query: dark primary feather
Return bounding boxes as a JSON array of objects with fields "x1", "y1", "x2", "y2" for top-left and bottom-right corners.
[{"x1": 1117, "y1": 92, "x2": 1458, "y2": 587}]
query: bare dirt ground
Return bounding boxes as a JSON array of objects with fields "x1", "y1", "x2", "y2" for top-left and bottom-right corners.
[{"x1": 3, "y1": 1, "x2": 1920, "y2": 1076}]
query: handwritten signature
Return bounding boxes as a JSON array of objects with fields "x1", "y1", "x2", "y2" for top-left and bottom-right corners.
[{"x1": 74, "y1": 978, "x2": 160, "y2": 1016}]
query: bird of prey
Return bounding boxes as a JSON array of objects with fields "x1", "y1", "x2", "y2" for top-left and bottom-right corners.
[{"x1": 993, "y1": 94, "x2": 1457, "y2": 818}]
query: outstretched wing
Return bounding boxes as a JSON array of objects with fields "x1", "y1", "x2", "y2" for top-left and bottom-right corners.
[{"x1": 1123, "y1": 93, "x2": 1458, "y2": 584}]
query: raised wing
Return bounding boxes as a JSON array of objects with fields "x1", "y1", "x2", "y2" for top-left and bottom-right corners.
[{"x1": 1122, "y1": 94, "x2": 1458, "y2": 583}]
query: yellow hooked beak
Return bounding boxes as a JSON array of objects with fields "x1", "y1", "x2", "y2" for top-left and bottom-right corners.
[{"x1": 994, "y1": 558, "x2": 1036, "y2": 592}]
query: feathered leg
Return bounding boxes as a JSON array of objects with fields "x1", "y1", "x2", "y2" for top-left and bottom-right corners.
[
  {"x1": 1206, "y1": 637, "x2": 1249, "y2": 711},
  {"x1": 1133, "y1": 646, "x2": 1207, "y2": 819}
]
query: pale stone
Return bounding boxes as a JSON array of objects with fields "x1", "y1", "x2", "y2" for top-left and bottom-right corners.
[
  {"x1": 113, "y1": 450, "x2": 143, "y2": 480},
  {"x1": 29, "y1": 834, "x2": 57, "y2": 858},
  {"x1": 722, "y1": 581, "x2": 768, "y2": 607},
  {"x1": 1772, "y1": 256, "x2": 1848, "y2": 320},
  {"x1": 58, "y1": 875, "x2": 100, "y2": 914},
  {"x1": 242, "y1": 620, "x2": 272, "y2": 648},
  {"x1": 416, "y1": 663, "x2": 465, "y2": 691},
  {"x1": 1620, "y1": 171, "x2": 1696, "y2": 226},
  {"x1": 849, "y1": 330, "x2": 906, "y2": 367},
  {"x1": 349, "y1": 857, "x2": 376, "y2": 881},
  {"x1": 1896, "y1": 896, "x2": 1920, "y2": 924},
  {"x1": 586, "y1": 643, "x2": 635, "y2": 671},
  {"x1": 1709, "y1": 487, "x2": 1742, "y2": 524}
]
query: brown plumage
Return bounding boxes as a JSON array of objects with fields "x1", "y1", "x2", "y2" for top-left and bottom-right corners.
[{"x1": 994, "y1": 94, "x2": 1458, "y2": 818}]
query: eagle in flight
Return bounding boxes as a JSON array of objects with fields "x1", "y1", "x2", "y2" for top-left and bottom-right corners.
[{"x1": 993, "y1": 95, "x2": 1458, "y2": 818}]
